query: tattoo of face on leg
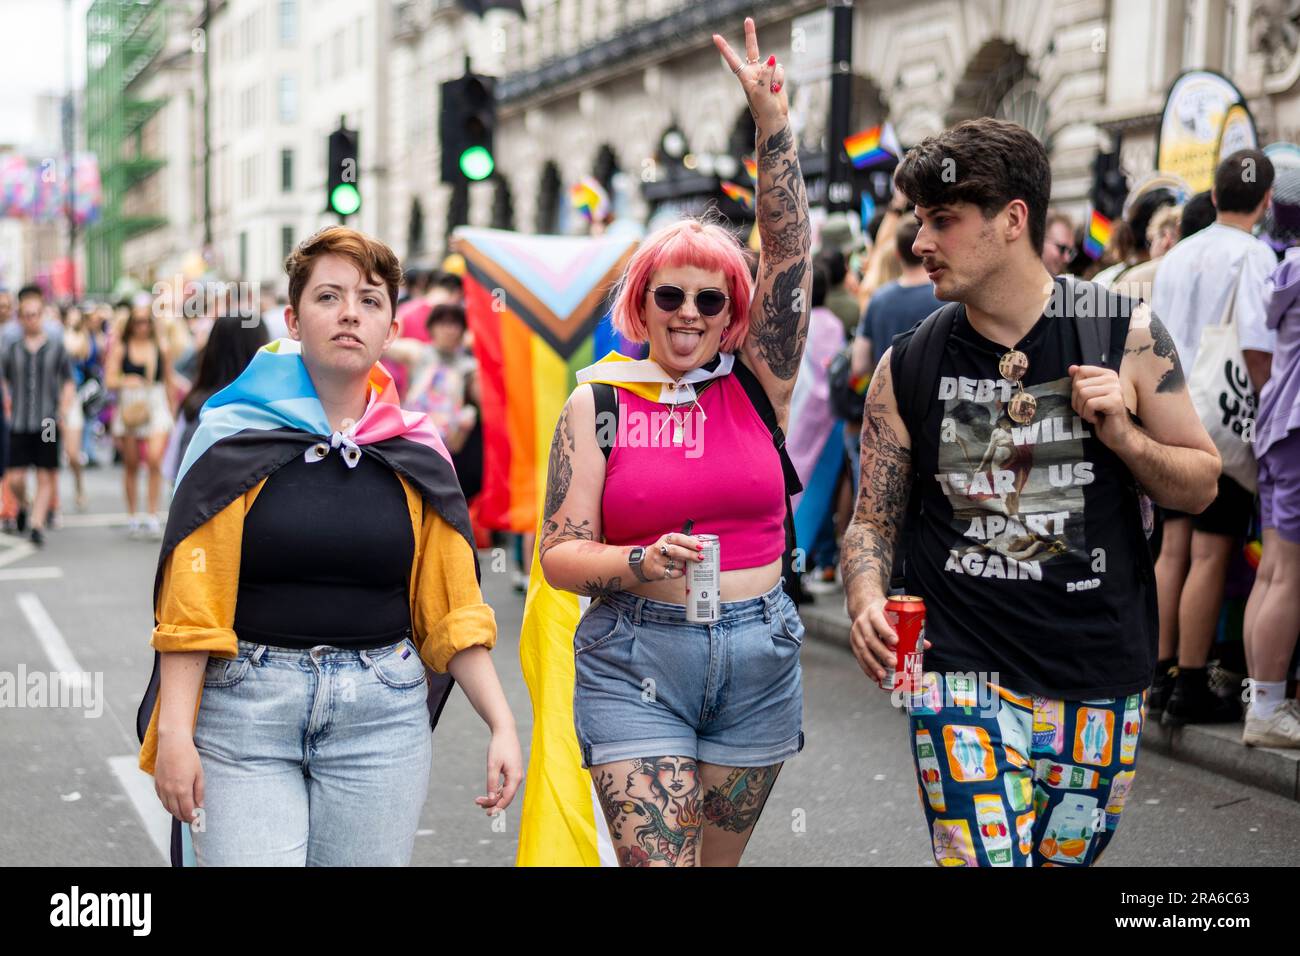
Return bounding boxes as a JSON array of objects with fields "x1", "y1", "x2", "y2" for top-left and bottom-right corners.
[
  {"x1": 1148, "y1": 317, "x2": 1186, "y2": 394},
  {"x1": 598, "y1": 757, "x2": 702, "y2": 867},
  {"x1": 701, "y1": 765, "x2": 781, "y2": 833}
]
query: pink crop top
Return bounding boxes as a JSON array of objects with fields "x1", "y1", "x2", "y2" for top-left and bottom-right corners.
[{"x1": 600, "y1": 371, "x2": 786, "y2": 571}]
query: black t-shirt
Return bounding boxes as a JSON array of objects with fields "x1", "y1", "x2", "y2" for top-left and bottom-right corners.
[
  {"x1": 234, "y1": 449, "x2": 415, "y2": 648},
  {"x1": 891, "y1": 299, "x2": 1155, "y2": 699}
]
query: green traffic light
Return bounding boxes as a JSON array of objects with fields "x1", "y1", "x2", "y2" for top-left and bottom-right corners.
[
  {"x1": 330, "y1": 182, "x2": 361, "y2": 216},
  {"x1": 459, "y1": 146, "x2": 494, "y2": 181}
]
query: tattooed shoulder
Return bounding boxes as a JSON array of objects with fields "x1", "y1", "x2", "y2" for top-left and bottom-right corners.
[{"x1": 1126, "y1": 307, "x2": 1186, "y2": 395}]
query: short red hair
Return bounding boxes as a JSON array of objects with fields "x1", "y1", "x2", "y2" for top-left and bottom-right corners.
[{"x1": 610, "y1": 218, "x2": 753, "y2": 353}]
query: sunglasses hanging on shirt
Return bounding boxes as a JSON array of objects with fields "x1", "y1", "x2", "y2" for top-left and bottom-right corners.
[{"x1": 999, "y1": 349, "x2": 1037, "y2": 425}]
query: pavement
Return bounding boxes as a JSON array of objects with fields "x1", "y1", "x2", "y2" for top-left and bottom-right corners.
[
  {"x1": 797, "y1": 581, "x2": 1300, "y2": 802},
  {"x1": 3, "y1": 462, "x2": 1300, "y2": 866}
]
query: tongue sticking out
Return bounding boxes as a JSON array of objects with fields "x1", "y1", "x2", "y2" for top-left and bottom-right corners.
[{"x1": 669, "y1": 329, "x2": 702, "y2": 355}]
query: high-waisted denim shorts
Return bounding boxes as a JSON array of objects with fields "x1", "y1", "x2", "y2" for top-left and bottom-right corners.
[{"x1": 572, "y1": 580, "x2": 804, "y2": 768}]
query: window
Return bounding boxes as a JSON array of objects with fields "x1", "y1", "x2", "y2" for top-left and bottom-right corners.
[
  {"x1": 278, "y1": 74, "x2": 297, "y2": 123},
  {"x1": 281, "y1": 226, "x2": 294, "y2": 260},
  {"x1": 278, "y1": 0, "x2": 297, "y2": 46},
  {"x1": 280, "y1": 148, "x2": 294, "y2": 192}
]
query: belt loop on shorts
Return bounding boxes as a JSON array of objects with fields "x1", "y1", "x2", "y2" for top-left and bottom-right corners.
[
  {"x1": 358, "y1": 648, "x2": 373, "y2": 668},
  {"x1": 250, "y1": 645, "x2": 267, "y2": 665},
  {"x1": 632, "y1": 595, "x2": 645, "y2": 626}
]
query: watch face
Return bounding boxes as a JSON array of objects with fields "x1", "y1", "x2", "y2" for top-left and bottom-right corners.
[{"x1": 629, "y1": 547, "x2": 645, "y2": 563}]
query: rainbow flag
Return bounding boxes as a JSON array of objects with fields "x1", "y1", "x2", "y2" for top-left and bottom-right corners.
[
  {"x1": 569, "y1": 176, "x2": 609, "y2": 223},
  {"x1": 844, "y1": 122, "x2": 901, "y2": 169},
  {"x1": 452, "y1": 227, "x2": 642, "y2": 534},
  {"x1": 721, "y1": 180, "x2": 754, "y2": 211},
  {"x1": 743, "y1": 155, "x2": 758, "y2": 183},
  {"x1": 1083, "y1": 210, "x2": 1111, "y2": 259}
]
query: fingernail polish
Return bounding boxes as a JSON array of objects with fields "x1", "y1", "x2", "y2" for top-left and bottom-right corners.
[{"x1": 767, "y1": 55, "x2": 776, "y2": 65}]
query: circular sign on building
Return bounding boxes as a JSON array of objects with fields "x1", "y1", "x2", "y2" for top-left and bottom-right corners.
[{"x1": 1157, "y1": 70, "x2": 1256, "y2": 193}]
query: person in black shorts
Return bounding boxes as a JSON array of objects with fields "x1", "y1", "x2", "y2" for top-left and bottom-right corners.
[{"x1": 0, "y1": 285, "x2": 74, "y2": 547}]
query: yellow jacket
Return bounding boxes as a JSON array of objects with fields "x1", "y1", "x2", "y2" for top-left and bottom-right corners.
[{"x1": 137, "y1": 471, "x2": 495, "y2": 774}]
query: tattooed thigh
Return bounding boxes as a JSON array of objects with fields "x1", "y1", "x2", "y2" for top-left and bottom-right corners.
[
  {"x1": 697, "y1": 762, "x2": 783, "y2": 864},
  {"x1": 591, "y1": 756, "x2": 703, "y2": 867}
]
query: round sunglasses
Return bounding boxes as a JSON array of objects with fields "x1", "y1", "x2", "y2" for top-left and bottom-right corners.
[{"x1": 646, "y1": 284, "x2": 730, "y2": 317}]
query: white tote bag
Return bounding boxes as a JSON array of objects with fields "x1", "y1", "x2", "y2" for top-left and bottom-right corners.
[{"x1": 1187, "y1": 266, "x2": 1258, "y2": 493}]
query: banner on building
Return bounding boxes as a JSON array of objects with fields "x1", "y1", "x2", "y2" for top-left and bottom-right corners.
[
  {"x1": 0, "y1": 153, "x2": 102, "y2": 224},
  {"x1": 1157, "y1": 70, "x2": 1257, "y2": 193}
]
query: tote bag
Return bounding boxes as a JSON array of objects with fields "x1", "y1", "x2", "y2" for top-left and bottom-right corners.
[{"x1": 1188, "y1": 266, "x2": 1258, "y2": 493}]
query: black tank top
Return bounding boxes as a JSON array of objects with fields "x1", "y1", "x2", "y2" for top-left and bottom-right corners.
[
  {"x1": 892, "y1": 304, "x2": 1155, "y2": 700},
  {"x1": 234, "y1": 450, "x2": 415, "y2": 649},
  {"x1": 121, "y1": 343, "x2": 163, "y2": 381}
]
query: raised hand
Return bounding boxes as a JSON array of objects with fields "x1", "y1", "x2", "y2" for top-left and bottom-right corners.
[{"x1": 713, "y1": 17, "x2": 788, "y2": 126}]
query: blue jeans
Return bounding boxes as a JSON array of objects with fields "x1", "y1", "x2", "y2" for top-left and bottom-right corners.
[
  {"x1": 573, "y1": 581, "x2": 804, "y2": 768},
  {"x1": 191, "y1": 637, "x2": 432, "y2": 866}
]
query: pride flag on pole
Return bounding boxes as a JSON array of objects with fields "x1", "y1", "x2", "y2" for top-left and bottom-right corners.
[
  {"x1": 1083, "y1": 210, "x2": 1111, "y2": 260},
  {"x1": 843, "y1": 122, "x2": 902, "y2": 169}
]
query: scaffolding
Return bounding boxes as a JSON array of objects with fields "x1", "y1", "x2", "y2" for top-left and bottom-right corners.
[{"x1": 84, "y1": 0, "x2": 171, "y2": 294}]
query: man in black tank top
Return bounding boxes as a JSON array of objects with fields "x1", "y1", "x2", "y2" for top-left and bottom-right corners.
[{"x1": 840, "y1": 119, "x2": 1220, "y2": 867}]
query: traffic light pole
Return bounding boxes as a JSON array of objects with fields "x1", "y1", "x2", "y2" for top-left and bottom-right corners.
[{"x1": 826, "y1": 0, "x2": 855, "y2": 214}]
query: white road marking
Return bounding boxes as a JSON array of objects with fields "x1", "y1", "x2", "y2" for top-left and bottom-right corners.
[
  {"x1": 0, "y1": 542, "x2": 36, "y2": 569},
  {"x1": 0, "y1": 566, "x2": 63, "y2": 581},
  {"x1": 55, "y1": 512, "x2": 166, "y2": 528},
  {"x1": 16, "y1": 592, "x2": 88, "y2": 689},
  {"x1": 108, "y1": 755, "x2": 172, "y2": 865}
]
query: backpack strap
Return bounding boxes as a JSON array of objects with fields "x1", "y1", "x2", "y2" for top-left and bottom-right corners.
[
  {"x1": 896, "y1": 302, "x2": 961, "y2": 440},
  {"x1": 592, "y1": 382, "x2": 618, "y2": 461},
  {"x1": 732, "y1": 356, "x2": 803, "y2": 499}
]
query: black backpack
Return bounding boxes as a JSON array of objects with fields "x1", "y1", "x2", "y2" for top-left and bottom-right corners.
[
  {"x1": 591, "y1": 358, "x2": 807, "y2": 602},
  {"x1": 889, "y1": 278, "x2": 1156, "y2": 614}
]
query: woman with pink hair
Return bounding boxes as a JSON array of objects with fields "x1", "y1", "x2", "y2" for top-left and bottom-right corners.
[{"x1": 538, "y1": 17, "x2": 812, "y2": 867}]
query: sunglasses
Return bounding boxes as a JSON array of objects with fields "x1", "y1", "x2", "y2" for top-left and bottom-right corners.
[
  {"x1": 1050, "y1": 241, "x2": 1077, "y2": 258},
  {"x1": 999, "y1": 349, "x2": 1037, "y2": 424},
  {"x1": 647, "y1": 285, "x2": 730, "y2": 317}
]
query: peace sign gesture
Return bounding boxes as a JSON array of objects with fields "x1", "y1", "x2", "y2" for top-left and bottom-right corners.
[{"x1": 713, "y1": 17, "x2": 788, "y2": 126}]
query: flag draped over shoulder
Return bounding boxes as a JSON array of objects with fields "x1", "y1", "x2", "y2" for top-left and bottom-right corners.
[
  {"x1": 135, "y1": 339, "x2": 476, "y2": 866},
  {"x1": 452, "y1": 227, "x2": 642, "y2": 534}
]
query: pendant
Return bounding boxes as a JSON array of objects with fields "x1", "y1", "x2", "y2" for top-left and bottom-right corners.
[
  {"x1": 999, "y1": 349, "x2": 1029, "y2": 383},
  {"x1": 1008, "y1": 391, "x2": 1038, "y2": 424}
]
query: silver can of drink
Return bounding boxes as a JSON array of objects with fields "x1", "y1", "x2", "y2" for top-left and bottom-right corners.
[{"x1": 685, "y1": 534, "x2": 721, "y2": 623}]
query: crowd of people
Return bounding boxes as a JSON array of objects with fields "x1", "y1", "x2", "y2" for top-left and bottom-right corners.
[{"x1": 0, "y1": 266, "x2": 483, "y2": 549}]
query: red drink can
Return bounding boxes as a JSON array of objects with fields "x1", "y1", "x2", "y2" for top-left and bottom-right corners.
[{"x1": 880, "y1": 595, "x2": 926, "y2": 692}]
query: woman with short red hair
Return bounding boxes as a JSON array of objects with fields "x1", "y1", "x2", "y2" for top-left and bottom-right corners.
[
  {"x1": 138, "y1": 226, "x2": 521, "y2": 866},
  {"x1": 536, "y1": 17, "x2": 812, "y2": 867}
]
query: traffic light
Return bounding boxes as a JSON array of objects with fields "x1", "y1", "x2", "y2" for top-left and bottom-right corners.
[
  {"x1": 1090, "y1": 150, "x2": 1128, "y2": 221},
  {"x1": 326, "y1": 123, "x2": 361, "y2": 218},
  {"x1": 440, "y1": 73, "x2": 496, "y2": 184}
]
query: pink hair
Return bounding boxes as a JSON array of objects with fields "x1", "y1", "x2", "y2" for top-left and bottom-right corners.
[{"x1": 610, "y1": 218, "x2": 753, "y2": 353}]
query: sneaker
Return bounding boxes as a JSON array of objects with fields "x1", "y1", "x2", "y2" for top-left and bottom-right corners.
[
  {"x1": 127, "y1": 516, "x2": 143, "y2": 540},
  {"x1": 1146, "y1": 664, "x2": 1178, "y2": 721},
  {"x1": 1162, "y1": 670, "x2": 1242, "y2": 727},
  {"x1": 29, "y1": 527, "x2": 44, "y2": 548},
  {"x1": 145, "y1": 514, "x2": 163, "y2": 540},
  {"x1": 15, "y1": 507, "x2": 27, "y2": 533},
  {"x1": 803, "y1": 566, "x2": 840, "y2": 594},
  {"x1": 46, "y1": 509, "x2": 59, "y2": 530},
  {"x1": 1243, "y1": 700, "x2": 1300, "y2": 748}
]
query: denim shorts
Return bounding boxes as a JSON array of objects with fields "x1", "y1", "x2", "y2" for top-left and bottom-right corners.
[
  {"x1": 190, "y1": 636, "x2": 432, "y2": 866},
  {"x1": 572, "y1": 580, "x2": 804, "y2": 768}
]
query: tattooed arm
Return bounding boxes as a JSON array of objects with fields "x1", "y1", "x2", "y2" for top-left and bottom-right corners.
[
  {"x1": 1105, "y1": 303, "x2": 1220, "y2": 513},
  {"x1": 713, "y1": 21, "x2": 812, "y2": 429},
  {"x1": 537, "y1": 385, "x2": 698, "y2": 596},
  {"x1": 840, "y1": 350, "x2": 913, "y2": 683}
]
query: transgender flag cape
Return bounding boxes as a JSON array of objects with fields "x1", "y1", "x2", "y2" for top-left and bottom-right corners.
[{"x1": 135, "y1": 339, "x2": 477, "y2": 866}]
